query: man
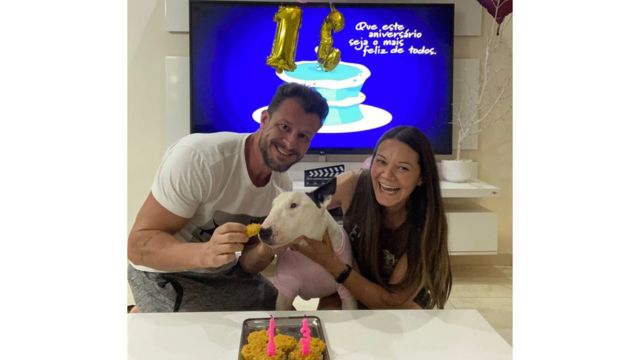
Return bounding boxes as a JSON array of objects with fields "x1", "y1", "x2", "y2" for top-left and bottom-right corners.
[{"x1": 128, "y1": 83, "x2": 329, "y2": 312}]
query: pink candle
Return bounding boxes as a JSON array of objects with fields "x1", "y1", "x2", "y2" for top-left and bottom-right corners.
[
  {"x1": 301, "y1": 317, "x2": 310, "y2": 336},
  {"x1": 267, "y1": 339, "x2": 275, "y2": 356},
  {"x1": 267, "y1": 316, "x2": 276, "y2": 356},
  {"x1": 269, "y1": 316, "x2": 276, "y2": 336},
  {"x1": 300, "y1": 317, "x2": 311, "y2": 355},
  {"x1": 301, "y1": 337, "x2": 310, "y2": 355}
]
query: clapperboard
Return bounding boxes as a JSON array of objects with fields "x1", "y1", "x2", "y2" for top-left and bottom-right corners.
[{"x1": 304, "y1": 164, "x2": 345, "y2": 187}]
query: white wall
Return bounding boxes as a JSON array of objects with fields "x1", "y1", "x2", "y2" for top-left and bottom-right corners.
[{"x1": 128, "y1": 0, "x2": 512, "y2": 259}]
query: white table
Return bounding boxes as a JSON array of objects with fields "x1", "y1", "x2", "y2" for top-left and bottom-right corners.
[{"x1": 128, "y1": 309, "x2": 512, "y2": 359}]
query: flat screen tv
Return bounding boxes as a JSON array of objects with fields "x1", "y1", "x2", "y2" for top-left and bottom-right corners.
[{"x1": 190, "y1": 1, "x2": 454, "y2": 154}]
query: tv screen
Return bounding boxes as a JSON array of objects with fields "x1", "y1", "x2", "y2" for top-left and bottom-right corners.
[{"x1": 190, "y1": 1, "x2": 454, "y2": 154}]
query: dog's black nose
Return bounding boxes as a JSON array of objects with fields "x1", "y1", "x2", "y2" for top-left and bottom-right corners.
[{"x1": 258, "y1": 227, "x2": 273, "y2": 245}]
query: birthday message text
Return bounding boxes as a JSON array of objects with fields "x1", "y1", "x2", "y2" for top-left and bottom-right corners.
[{"x1": 348, "y1": 21, "x2": 437, "y2": 57}]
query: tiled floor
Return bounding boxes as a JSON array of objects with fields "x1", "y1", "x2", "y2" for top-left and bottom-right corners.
[
  {"x1": 128, "y1": 264, "x2": 512, "y2": 345},
  {"x1": 447, "y1": 264, "x2": 512, "y2": 345}
]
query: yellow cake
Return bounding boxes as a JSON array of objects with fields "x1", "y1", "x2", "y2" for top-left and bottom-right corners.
[
  {"x1": 240, "y1": 342, "x2": 286, "y2": 360},
  {"x1": 274, "y1": 333, "x2": 297, "y2": 353},
  {"x1": 240, "y1": 330, "x2": 297, "y2": 360},
  {"x1": 288, "y1": 337, "x2": 326, "y2": 360},
  {"x1": 246, "y1": 329, "x2": 269, "y2": 344}
]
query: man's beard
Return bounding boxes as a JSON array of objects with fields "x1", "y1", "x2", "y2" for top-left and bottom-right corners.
[{"x1": 259, "y1": 137, "x2": 301, "y2": 172}]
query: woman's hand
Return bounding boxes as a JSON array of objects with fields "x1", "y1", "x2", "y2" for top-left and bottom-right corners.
[
  {"x1": 291, "y1": 230, "x2": 343, "y2": 274},
  {"x1": 293, "y1": 231, "x2": 422, "y2": 309}
]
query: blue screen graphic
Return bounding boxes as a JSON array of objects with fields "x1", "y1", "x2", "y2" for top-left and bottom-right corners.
[{"x1": 190, "y1": 1, "x2": 454, "y2": 154}]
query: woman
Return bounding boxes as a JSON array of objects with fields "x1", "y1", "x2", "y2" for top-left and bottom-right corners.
[{"x1": 293, "y1": 126, "x2": 452, "y2": 309}]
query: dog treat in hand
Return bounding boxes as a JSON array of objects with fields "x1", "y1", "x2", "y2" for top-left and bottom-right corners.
[{"x1": 245, "y1": 223, "x2": 261, "y2": 238}]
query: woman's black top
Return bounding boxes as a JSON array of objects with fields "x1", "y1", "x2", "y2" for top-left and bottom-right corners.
[{"x1": 342, "y1": 172, "x2": 430, "y2": 308}]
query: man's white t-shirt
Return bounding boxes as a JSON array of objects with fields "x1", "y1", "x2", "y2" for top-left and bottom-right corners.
[{"x1": 130, "y1": 132, "x2": 291, "y2": 273}]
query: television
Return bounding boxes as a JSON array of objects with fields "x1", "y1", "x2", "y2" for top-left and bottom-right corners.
[{"x1": 189, "y1": 1, "x2": 454, "y2": 155}]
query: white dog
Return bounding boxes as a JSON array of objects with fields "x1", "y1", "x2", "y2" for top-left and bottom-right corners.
[{"x1": 259, "y1": 178, "x2": 357, "y2": 310}]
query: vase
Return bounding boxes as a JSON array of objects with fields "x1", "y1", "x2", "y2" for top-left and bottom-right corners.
[{"x1": 440, "y1": 160, "x2": 474, "y2": 183}]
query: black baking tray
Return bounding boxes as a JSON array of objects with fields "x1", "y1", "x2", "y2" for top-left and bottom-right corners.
[{"x1": 238, "y1": 315, "x2": 329, "y2": 360}]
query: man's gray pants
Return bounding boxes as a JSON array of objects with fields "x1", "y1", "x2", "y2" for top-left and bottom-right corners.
[{"x1": 128, "y1": 264, "x2": 277, "y2": 312}]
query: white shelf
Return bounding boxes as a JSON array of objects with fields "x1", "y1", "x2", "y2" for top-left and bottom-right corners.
[
  {"x1": 292, "y1": 179, "x2": 499, "y2": 199},
  {"x1": 440, "y1": 179, "x2": 500, "y2": 198}
]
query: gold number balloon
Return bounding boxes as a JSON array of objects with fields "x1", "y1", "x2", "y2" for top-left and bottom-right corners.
[
  {"x1": 317, "y1": 5, "x2": 345, "y2": 72},
  {"x1": 266, "y1": 6, "x2": 303, "y2": 73}
]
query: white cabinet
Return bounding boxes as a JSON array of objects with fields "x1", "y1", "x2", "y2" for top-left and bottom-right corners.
[
  {"x1": 446, "y1": 202, "x2": 497, "y2": 254},
  {"x1": 442, "y1": 180, "x2": 499, "y2": 255}
]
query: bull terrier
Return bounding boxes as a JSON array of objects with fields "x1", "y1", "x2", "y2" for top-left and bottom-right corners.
[{"x1": 259, "y1": 178, "x2": 357, "y2": 310}]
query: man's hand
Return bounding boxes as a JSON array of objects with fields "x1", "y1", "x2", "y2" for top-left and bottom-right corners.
[{"x1": 200, "y1": 222, "x2": 249, "y2": 268}]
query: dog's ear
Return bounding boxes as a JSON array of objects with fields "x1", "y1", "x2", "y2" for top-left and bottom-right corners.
[{"x1": 306, "y1": 177, "x2": 337, "y2": 209}]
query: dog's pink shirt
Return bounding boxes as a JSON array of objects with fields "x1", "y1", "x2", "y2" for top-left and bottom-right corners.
[{"x1": 273, "y1": 230, "x2": 354, "y2": 301}]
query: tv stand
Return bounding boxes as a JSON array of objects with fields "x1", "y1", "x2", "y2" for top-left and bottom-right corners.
[{"x1": 289, "y1": 164, "x2": 499, "y2": 255}]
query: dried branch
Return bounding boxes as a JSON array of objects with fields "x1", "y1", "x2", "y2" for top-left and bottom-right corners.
[{"x1": 453, "y1": 12, "x2": 512, "y2": 160}]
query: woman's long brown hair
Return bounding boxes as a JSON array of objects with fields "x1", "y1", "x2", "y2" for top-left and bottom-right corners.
[{"x1": 356, "y1": 126, "x2": 452, "y2": 308}]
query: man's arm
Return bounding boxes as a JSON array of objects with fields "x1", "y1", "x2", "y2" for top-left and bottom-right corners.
[
  {"x1": 238, "y1": 241, "x2": 275, "y2": 273},
  {"x1": 128, "y1": 193, "x2": 247, "y2": 272}
]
